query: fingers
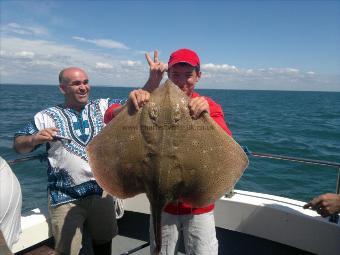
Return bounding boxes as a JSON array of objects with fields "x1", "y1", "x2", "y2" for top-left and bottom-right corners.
[
  {"x1": 154, "y1": 50, "x2": 159, "y2": 63},
  {"x1": 145, "y1": 50, "x2": 159, "y2": 66},
  {"x1": 304, "y1": 196, "x2": 322, "y2": 210},
  {"x1": 189, "y1": 97, "x2": 210, "y2": 119},
  {"x1": 41, "y1": 128, "x2": 58, "y2": 138},
  {"x1": 33, "y1": 128, "x2": 58, "y2": 146},
  {"x1": 303, "y1": 195, "x2": 336, "y2": 217},
  {"x1": 303, "y1": 202, "x2": 312, "y2": 209},
  {"x1": 145, "y1": 52, "x2": 153, "y2": 66},
  {"x1": 128, "y1": 89, "x2": 150, "y2": 110},
  {"x1": 145, "y1": 50, "x2": 166, "y2": 88},
  {"x1": 136, "y1": 89, "x2": 149, "y2": 105},
  {"x1": 317, "y1": 206, "x2": 331, "y2": 218},
  {"x1": 50, "y1": 127, "x2": 59, "y2": 134},
  {"x1": 310, "y1": 196, "x2": 323, "y2": 210},
  {"x1": 129, "y1": 91, "x2": 140, "y2": 110},
  {"x1": 146, "y1": 50, "x2": 166, "y2": 71}
]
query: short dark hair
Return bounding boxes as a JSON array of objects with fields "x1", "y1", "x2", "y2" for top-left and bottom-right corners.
[
  {"x1": 59, "y1": 69, "x2": 73, "y2": 85},
  {"x1": 171, "y1": 62, "x2": 200, "y2": 73},
  {"x1": 59, "y1": 69, "x2": 65, "y2": 84}
]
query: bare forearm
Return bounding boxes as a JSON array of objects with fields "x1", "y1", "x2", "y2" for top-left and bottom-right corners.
[
  {"x1": 143, "y1": 50, "x2": 166, "y2": 93},
  {"x1": 142, "y1": 77, "x2": 162, "y2": 93},
  {"x1": 13, "y1": 128, "x2": 57, "y2": 154},
  {"x1": 13, "y1": 136, "x2": 36, "y2": 153}
]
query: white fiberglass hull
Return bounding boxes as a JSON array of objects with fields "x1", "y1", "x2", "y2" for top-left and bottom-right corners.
[{"x1": 13, "y1": 190, "x2": 340, "y2": 255}]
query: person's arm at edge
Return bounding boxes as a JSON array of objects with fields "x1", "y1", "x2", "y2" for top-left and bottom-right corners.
[
  {"x1": 303, "y1": 193, "x2": 340, "y2": 217},
  {"x1": 13, "y1": 127, "x2": 58, "y2": 154}
]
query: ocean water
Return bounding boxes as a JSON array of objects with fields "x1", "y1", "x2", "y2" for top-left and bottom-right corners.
[{"x1": 1, "y1": 84, "x2": 339, "y2": 212}]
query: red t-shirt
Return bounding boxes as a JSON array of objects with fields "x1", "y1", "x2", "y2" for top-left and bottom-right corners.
[
  {"x1": 104, "y1": 91, "x2": 232, "y2": 215},
  {"x1": 104, "y1": 104, "x2": 122, "y2": 124}
]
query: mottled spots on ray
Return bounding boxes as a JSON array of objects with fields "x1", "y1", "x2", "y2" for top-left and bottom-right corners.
[{"x1": 87, "y1": 79, "x2": 248, "y2": 254}]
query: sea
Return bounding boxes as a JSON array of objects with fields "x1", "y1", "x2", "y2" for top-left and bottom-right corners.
[{"x1": 1, "y1": 84, "x2": 339, "y2": 212}]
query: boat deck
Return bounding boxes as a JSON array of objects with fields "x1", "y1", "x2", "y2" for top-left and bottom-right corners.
[
  {"x1": 116, "y1": 211, "x2": 314, "y2": 255},
  {"x1": 17, "y1": 210, "x2": 314, "y2": 255}
]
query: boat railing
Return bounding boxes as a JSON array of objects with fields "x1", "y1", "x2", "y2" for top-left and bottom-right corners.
[
  {"x1": 7, "y1": 152, "x2": 48, "y2": 165},
  {"x1": 8, "y1": 147, "x2": 340, "y2": 224},
  {"x1": 242, "y1": 146, "x2": 340, "y2": 223},
  {"x1": 7, "y1": 148, "x2": 340, "y2": 254}
]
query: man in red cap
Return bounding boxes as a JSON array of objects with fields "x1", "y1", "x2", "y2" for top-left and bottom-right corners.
[{"x1": 105, "y1": 49, "x2": 232, "y2": 255}]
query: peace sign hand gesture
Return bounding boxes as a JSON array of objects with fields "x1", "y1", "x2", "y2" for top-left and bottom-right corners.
[{"x1": 144, "y1": 50, "x2": 167, "y2": 91}]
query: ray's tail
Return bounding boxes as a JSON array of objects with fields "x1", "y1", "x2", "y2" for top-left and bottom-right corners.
[
  {"x1": 151, "y1": 201, "x2": 163, "y2": 255},
  {"x1": 149, "y1": 196, "x2": 167, "y2": 255}
]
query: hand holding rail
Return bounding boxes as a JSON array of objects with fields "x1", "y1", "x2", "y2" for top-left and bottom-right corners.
[{"x1": 242, "y1": 146, "x2": 340, "y2": 223}]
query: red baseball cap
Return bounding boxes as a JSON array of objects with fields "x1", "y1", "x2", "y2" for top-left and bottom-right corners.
[{"x1": 168, "y1": 48, "x2": 200, "y2": 68}]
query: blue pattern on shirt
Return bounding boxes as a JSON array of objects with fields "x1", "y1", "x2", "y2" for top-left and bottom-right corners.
[
  {"x1": 15, "y1": 98, "x2": 124, "y2": 206},
  {"x1": 15, "y1": 121, "x2": 39, "y2": 137}
]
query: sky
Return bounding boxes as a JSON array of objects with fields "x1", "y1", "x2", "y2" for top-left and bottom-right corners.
[{"x1": 0, "y1": 0, "x2": 339, "y2": 91}]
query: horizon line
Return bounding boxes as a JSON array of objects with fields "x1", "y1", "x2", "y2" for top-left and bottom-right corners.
[{"x1": 1, "y1": 83, "x2": 339, "y2": 93}]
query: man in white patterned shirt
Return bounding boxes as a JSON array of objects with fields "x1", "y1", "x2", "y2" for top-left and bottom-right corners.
[
  {"x1": 13, "y1": 49, "x2": 164, "y2": 254},
  {"x1": 14, "y1": 67, "x2": 131, "y2": 255}
]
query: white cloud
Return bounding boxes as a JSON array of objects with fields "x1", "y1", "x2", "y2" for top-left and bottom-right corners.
[
  {"x1": 0, "y1": 35, "x2": 338, "y2": 91},
  {"x1": 202, "y1": 63, "x2": 239, "y2": 72},
  {"x1": 14, "y1": 51, "x2": 35, "y2": 58},
  {"x1": 264, "y1": 67, "x2": 299, "y2": 75},
  {"x1": 120, "y1": 60, "x2": 141, "y2": 67},
  {"x1": 1, "y1": 23, "x2": 48, "y2": 36},
  {"x1": 0, "y1": 36, "x2": 148, "y2": 86},
  {"x1": 72, "y1": 36, "x2": 129, "y2": 50},
  {"x1": 199, "y1": 62, "x2": 339, "y2": 91},
  {"x1": 72, "y1": 36, "x2": 86, "y2": 41},
  {"x1": 202, "y1": 63, "x2": 309, "y2": 79},
  {"x1": 96, "y1": 62, "x2": 113, "y2": 69}
]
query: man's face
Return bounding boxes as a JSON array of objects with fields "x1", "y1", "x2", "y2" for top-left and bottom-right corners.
[
  {"x1": 168, "y1": 64, "x2": 201, "y2": 96},
  {"x1": 60, "y1": 69, "x2": 90, "y2": 110}
]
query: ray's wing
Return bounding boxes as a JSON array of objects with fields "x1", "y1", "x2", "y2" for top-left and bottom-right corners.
[
  {"x1": 87, "y1": 105, "x2": 147, "y2": 198},
  {"x1": 177, "y1": 112, "x2": 249, "y2": 207}
]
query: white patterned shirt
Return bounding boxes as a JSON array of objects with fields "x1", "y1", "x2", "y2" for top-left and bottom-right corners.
[{"x1": 15, "y1": 98, "x2": 125, "y2": 206}]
